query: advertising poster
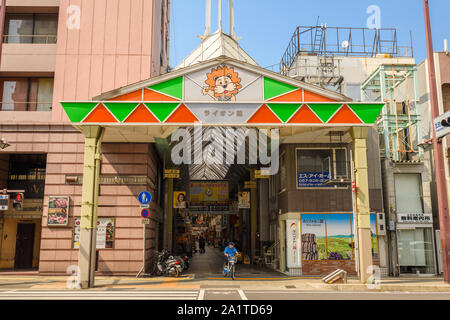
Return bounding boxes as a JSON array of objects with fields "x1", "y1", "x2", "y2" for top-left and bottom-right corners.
[
  {"x1": 173, "y1": 191, "x2": 187, "y2": 208},
  {"x1": 189, "y1": 181, "x2": 229, "y2": 202},
  {"x1": 47, "y1": 196, "x2": 69, "y2": 226},
  {"x1": 73, "y1": 218, "x2": 115, "y2": 249},
  {"x1": 238, "y1": 191, "x2": 250, "y2": 209},
  {"x1": 301, "y1": 214, "x2": 326, "y2": 260},
  {"x1": 192, "y1": 214, "x2": 209, "y2": 227},
  {"x1": 286, "y1": 219, "x2": 301, "y2": 268},
  {"x1": 326, "y1": 214, "x2": 353, "y2": 260},
  {"x1": 370, "y1": 213, "x2": 378, "y2": 259}
]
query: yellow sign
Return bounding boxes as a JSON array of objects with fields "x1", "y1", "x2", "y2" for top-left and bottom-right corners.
[
  {"x1": 164, "y1": 169, "x2": 180, "y2": 179},
  {"x1": 244, "y1": 181, "x2": 256, "y2": 189},
  {"x1": 189, "y1": 181, "x2": 228, "y2": 202},
  {"x1": 254, "y1": 170, "x2": 270, "y2": 179}
]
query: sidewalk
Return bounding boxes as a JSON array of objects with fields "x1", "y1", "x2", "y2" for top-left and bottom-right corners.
[{"x1": 0, "y1": 273, "x2": 449, "y2": 292}]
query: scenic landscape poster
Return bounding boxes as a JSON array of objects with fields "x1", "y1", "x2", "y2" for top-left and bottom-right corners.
[
  {"x1": 326, "y1": 214, "x2": 353, "y2": 260},
  {"x1": 301, "y1": 214, "x2": 327, "y2": 260}
]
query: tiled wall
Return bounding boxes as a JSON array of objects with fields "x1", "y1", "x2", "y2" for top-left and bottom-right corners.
[{"x1": 301, "y1": 259, "x2": 379, "y2": 276}]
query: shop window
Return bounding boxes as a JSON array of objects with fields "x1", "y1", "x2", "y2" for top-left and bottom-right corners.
[
  {"x1": 300, "y1": 213, "x2": 378, "y2": 261},
  {"x1": 7, "y1": 154, "x2": 46, "y2": 199},
  {"x1": 394, "y1": 173, "x2": 423, "y2": 213},
  {"x1": 296, "y1": 148, "x2": 348, "y2": 188},
  {"x1": 397, "y1": 228, "x2": 435, "y2": 274},
  {"x1": 0, "y1": 78, "x2": 54, "y2": 111},
  {"x1": 4, "y1": 14, "x2": 58, "y2": 44}
]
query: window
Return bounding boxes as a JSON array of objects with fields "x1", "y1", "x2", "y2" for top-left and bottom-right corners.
[
  {"x1": 0, "y1": 78, "x2": 54, "y2": 111},
  {"x1": 4, "y1": 14, "x2": 58, "y2": 44},
  {"x1": 398, "y1": 228, "x2": 435, "y2": 274},
  {"x1": 296, "y1": 148, "x2": 348, "y2": 188},
  {"x1": 394, "y1": 173, "x2": 423, "y2": 214}
]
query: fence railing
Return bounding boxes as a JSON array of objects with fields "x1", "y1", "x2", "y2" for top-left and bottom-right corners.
[{"x1": 3, "y1": 34, "x2": 57, "y2": 44}]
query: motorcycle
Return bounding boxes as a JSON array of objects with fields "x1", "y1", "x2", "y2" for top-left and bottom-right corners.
[
  {"x1": 152, "y1": 250, "x2": 183, "y2": 277},
  {"x1": 180, "y1": 255, "x2": 190, "y2": 270}
]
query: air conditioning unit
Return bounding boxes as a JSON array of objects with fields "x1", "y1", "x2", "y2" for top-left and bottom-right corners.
[{"x1": 377, "y1": 213, "x2": 386, "y2": 236}]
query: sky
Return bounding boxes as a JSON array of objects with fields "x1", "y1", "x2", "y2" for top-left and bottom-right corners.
[{"x1": 169, "y1": 0, "x2": 450, "y2": 69}]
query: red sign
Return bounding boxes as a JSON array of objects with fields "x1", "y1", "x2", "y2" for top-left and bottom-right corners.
[{"x1": 141, "y1": 208, "x2": 150, "y2": 218}]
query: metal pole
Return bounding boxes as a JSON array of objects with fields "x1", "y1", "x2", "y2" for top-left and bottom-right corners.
[
  {"x1": 204, "y1": 0, "x2": 211, "y2": 37},
  {"x1": 423, "y1": 0, "x2": 450, "y2": 282},
  {"x1": 229, "y1": 0, "x2": 235, "y2": 39}
]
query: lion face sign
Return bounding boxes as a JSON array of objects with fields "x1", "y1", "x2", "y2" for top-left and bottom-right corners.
[{"x1": 202, "y1": 66, "x2": 242, "y2": 102}]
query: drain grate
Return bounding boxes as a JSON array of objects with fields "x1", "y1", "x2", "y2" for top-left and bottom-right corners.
[{"x1": 285, "y1": 285, "x2": 296, "y2": 289}]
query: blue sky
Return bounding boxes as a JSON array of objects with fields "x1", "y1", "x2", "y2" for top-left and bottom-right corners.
[{"x1": 170, "y1": 0, "x2": 450, "y2": 69}]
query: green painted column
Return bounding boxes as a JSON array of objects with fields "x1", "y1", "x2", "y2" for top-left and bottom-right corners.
[
  {"x1": 350, "y1": 127, "x2": 373, "y2": 283},
  {"x1": 79, "y1": 126, "x2": 105, "y2": 289}
]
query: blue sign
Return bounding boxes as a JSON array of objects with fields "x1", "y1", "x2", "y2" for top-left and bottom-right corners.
[
  {"x1": 141, "y1": 208, "x2": 150, "y2": 218},
  {"x1": 297, "y1": 172, "x2": 330, "y2": 188},
  {"x1": 138, "y1": 191, "x2": 152, "y2": 205}
]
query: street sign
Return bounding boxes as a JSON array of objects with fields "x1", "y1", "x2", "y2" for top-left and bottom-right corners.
[
  {"x1": 141, "y1": 208, "x2": 150, "y2": 218},
  {"x1": 142, "y1": 218, "x2": 150, "y2": 224},
  {"x1": 164, "y1": 169, "x2": 180, "y2": 179},
  {"x1": 0, "y1": 195, "x2": 8, "y2": 211},
  {"x1": 138, "y1": 191, "x2": 152, "y2": 205},
  {"x1": 434, "y1": 110, "x2": 450, "y2": 139},
  {"x1": 140, "y1": 204, "x2": 149, "y2": 209}
]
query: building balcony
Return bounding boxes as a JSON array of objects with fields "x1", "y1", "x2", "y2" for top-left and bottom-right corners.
[{"x1": 0, "y1": 42, "x2": 56, "y2": 73}]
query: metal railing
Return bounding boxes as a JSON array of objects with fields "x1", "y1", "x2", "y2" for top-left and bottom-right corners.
[
  {"x1": 3, "y1": 34, "x2": 57, "y2": 44},
  {"x1": 0, "y1": 101, "x2": 53, "y2": 111}
]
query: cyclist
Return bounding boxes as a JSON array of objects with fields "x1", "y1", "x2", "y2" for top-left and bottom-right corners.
[{"x1": 224, "y1": 242, "x2": 239, "y2": 274}]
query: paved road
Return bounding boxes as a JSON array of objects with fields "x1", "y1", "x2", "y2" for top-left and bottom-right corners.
[{"x1": 0, "y1": 289, "x2": 449, "y2": 300}]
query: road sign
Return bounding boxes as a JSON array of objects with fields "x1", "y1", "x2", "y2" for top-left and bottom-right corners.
[
  {"x1": 140, "y1": 204, "x2": 149, "y2": 209},
  {"x1": 434, "y1": 110, "x2": 450, "y2": 139},
  {"x1": 0, "y1": 195, "x2": 8, "y2": 211},
  {"x1": 142, "y1": 218, "x2": 150, "y2": 224},
  {"x1": 141, "y1": 208, "x2": 150, "y2": 218},
  {"x1": 138, "y1": 191, "x2": 152, "y2": 205}
]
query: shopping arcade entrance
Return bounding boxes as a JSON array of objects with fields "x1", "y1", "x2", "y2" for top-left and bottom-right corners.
[{"x1": 60, "y1": 56, "x2": 384, "y2": 287}]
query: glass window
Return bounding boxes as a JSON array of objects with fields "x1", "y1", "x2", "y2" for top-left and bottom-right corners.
[
  {"x1": 1, "y1": 79, "x2": 29, "y2": 110},
  {"x1": 34, "y1": 14, "x2": 58, "y2": 44},
  {"x1": 37, "y1": 78, "x2": 54, "y2": 111},
  {"x1": 398, "y1": 228, "x2": 435, "y2": 274},
  {"x1": 4, "y1": 14, "x2": 58, "y2": 44},
  {"x1": 0, "y1": 78, "x2": 54, "y2": 111},
  {"x1": 394, "y1": 173, "x2": 423, "y2": 213}
]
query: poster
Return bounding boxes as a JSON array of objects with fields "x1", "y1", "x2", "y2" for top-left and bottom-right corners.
[
  {"x1": 47, "y1": 196, "x2": 69, "y2": 226},
  {"x1": 73, "y1": 218, "x2": 115, "y2": 249},
  {"x1": 370, "y1": 213, "x2": 378, "y2": 259},
  {"x1": 238, "y1": 191, "x2": 250, "y2": 209},
  {"x1": 286, "y1": 219, "x2": 301, "y2": 268},
  {"x1": 192, "y1": 214, "x2": 209, "y2": 227},
  {"x1": 297, "y1": 172, "x2": 330, "y2": 188},
  {"x1": 189, "y1": 181, "x2": 229, "y2": 202},
  {"x1": 326, "y1": 214, "x2": 353, "y2": 260},
  {"x1": 301, "y1": 214, "x2": 326, "y2": 260},
  {"x1": 173, "y1": 191, "x2": 187, "y2": 208}
]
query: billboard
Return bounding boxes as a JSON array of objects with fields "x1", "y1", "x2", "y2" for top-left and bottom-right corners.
[
  {"x1": 189, "y1": 181, "x2": 229, "y2": 202},
  {"x1": 286, "y1": 219, "x2": 301, "y2": 268}
]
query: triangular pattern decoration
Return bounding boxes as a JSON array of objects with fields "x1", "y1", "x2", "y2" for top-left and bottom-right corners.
[
  {"x1": 107, "y1": 90, "x2": 142, "y2": 102},
  {"x1": 288, "y1": 104, "x2": 322, "y2": 124},
  {"x1": 125, "y1": 104, "x2": 159, "y2": 123},
  {"x1": 148, "y1": 76, "x2": 183, "y2": 100},
  {"x1": 348, "y1": 103, "x2": 384, "y2": 124},
  {"x1": 104, "y1": 103, "x2": 139, "y2": 122},
  {"x1": 267, "y1": 103, "x2": 301, "y2": 123},
  {"x1": 328, "y1": 104, "x2": 363, "y2": 124},
  {"x1": 84, "y1": 104, "x2": 118, "y2": 123},
  {"x1": 247, "y1": 104, "x2": 282, "y2": 123},
  {"x1": 61, "y1": 102, "x2": 98, "y2": 123},
  {"x1": 269, "y1": 89, "x2": 303, "y2": 102},
  {"x1": 307, "y1": 103, "x2": 343, "y2": 123},
  {"x1": 264, "y1": 77, "x2": 298, "y2": 101},
  {"x1": 144, "y1": 88, "x2": 180, "y2": 102},
  {"x1": 165, "y1": 104, "x2": 199, "y2": 123},
  {"x1": 304, "y1": 90, "x2": 337, "y2": 102},
  {"x1": 145, "y1": 103, "x2": 180, "y2": 122}
]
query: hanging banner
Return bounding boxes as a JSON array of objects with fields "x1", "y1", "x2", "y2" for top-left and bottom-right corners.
[
  {"x1": 286, "y1": 219, "x2": 301, "y2": 268},
  {"x1": 173, "y1": 191, "x2": 187, "y2": 208},
  {"x1": 47, "y1": 196, "x2": 69, "y2": 226},
  {"x1": 189, "y1": 181, "x2": 229, "y2": 202},
  {"x1": 238, "y1": 191, "x2": 250, "y2": 209}
]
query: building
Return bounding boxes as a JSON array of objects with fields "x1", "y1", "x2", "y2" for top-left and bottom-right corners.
[{"x1": 0, "y1": 0, "x2": 170, "y2": 275}]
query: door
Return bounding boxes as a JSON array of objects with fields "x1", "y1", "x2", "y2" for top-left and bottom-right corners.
[{"x1": 14, "y1": 223, "x2": 35, "y2": 269}]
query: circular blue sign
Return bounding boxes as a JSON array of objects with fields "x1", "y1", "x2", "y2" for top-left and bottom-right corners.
[
  {"x1": 138, "y1": 191, "x2": 152, "y2": 205},
  {"x1": 141, "y1": 209, "x2": 150, "y2": 218}
]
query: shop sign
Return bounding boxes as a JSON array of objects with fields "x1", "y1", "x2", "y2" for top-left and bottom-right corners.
[
  {"x1": 286, "y1": 219, "x2": 301, "y2": 268},
  {"x1": 433, "y1": 110, "x2": 450, "y2": 139},
  {"x1": 244, "y1": 181, "x2": 256, "y2": 189},
  {"x1": 397, "y1": 213, "x2": 433, "y2": 224},
  {"x1": 164, "y1": 169, "x2": 180, "y2": 179},
  {"x1": 254, "y1": 170, "x2": 269, "y2": 179},
  {"x1": 297, "y1": 172, "x2": 330, "y2": 188},
  {"x1": 73, "y1": 218, "x2": 115, "y2": 249},
  {"x1": 189, "y1": 181, "x2": 228, "y2": 202},
  {"x1": 0, "y1": 195, "x2": 8, "y2": 211},
  {"x1": 47, "y1": 196, "x2": 69, "y2": 226}
]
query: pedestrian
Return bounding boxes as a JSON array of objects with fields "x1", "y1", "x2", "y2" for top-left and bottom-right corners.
[{"x1": 199, "y1": 234, "x2": 206, "y2": 254}]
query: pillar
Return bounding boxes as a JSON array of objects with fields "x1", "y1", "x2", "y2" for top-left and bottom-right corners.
[
  {"x1": 351, "y1": 127, "x2": 373, "y2": 283},
  {"x1": 79, "y1": 126, "x2": 104, "y2": 289},
  {"x1": 250, "y1": 180, "x2": 258, "y2": 262},
  {"x1": 165, "y1": 178, "x2": 174, "y2": 251}
]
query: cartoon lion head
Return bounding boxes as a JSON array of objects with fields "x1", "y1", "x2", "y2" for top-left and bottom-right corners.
[{"x1": 205, "y1": 66, "x2": 242, "y2": 98}]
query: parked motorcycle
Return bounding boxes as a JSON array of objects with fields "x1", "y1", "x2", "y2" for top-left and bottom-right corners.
[{"x1": 152, "y1": 249, "x2": 183, "y2": 277}]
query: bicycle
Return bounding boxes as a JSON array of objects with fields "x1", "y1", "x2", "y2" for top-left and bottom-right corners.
[{"x1": 223, "y1": 255, "x2": 237, "y2": 280}]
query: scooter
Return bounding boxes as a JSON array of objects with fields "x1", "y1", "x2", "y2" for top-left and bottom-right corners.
[{"x1": 154, "y1": 250, "x2": 183, "y2": 277}]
